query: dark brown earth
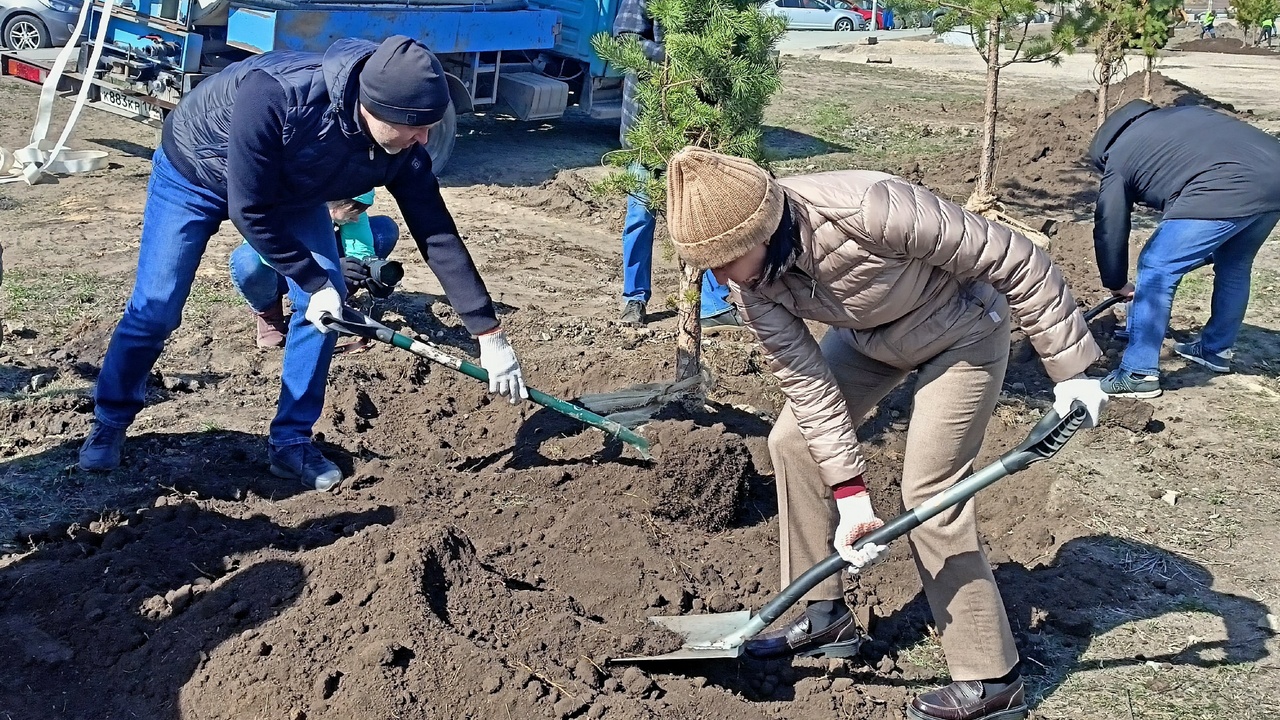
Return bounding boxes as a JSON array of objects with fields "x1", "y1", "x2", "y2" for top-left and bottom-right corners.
[
  {"x1": 1175, "y1": 37, "x2": 1280, "y2": 56},
  {"x1": 2, "y1": 56, "x2": 1277, "y2": 720},
  {"x1": 926, "y1": 72, "x2": 1235, "y2": 217}
]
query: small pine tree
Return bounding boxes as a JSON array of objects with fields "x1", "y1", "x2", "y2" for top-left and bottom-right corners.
[
  {"x1": 1131, "y1": 0, "x2": 1180, "y2": 99},
  {"x1": 931, "y1": 1, "x2": 1088, "y2": 210},
  {"x1": 1232, "y1": 0, "x2": 1279, "y2": 42},
  {"x1": 593, "y1": 1, "x2": 787, "y2": 381},
  {"x1": 1085, "y1": 0, "x2": 1141, "y2": 128}
]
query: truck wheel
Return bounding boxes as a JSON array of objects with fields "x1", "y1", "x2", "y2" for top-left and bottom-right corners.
[
  {"x1": 426, "y1": 102, "x2": 457, "y2": 175},
  {"x1": 4, "y1": 14, "x2": 50, "y2": 50}
]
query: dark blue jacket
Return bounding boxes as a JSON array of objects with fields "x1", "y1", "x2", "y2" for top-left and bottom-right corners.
[
  {"x1": 161, "y1": 39, "x2": 498, "y2": 334},
  {"x1": 1090, "y1": 99, "x2": 1280, "y2": 291},
  {"x1": 613, "y1": 0, "x2": 663, "y2": 146}
]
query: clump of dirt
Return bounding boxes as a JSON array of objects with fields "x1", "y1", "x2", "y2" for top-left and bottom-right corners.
[
  {"x1": 616, "y1": 623, "x2": 687, "y2": 656},
  {"x1": 1103, "y1": 397, "x2": 1157, "y2": 433},
  {"x1": 927, "y1": 72, "x2": 1235, "y2": 214},
  {"x1": 648, "y1": 420, "x2": 753, "y2": 532},
  {"x1": 1175, "y1": 38, "x2": 1280, "y2": 56}
]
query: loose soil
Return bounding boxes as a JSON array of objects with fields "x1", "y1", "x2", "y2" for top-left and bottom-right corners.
[
  {"x1": 1176, "y1": 38, "x2": 1280, "y2": 56},
  {"x1": 2, "y1": 46, "x2": 1278, "y2": 720},
  {"x1": 925, "y1": 71, "x2": 1236, "y2": 217}
]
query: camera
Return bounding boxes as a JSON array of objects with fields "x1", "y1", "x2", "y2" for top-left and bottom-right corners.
[{"x1": 363, "y1": 258, "x2": 404, "y2": 298}]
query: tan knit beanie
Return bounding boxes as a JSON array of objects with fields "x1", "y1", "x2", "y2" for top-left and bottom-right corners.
[{"x1": 666, "y1": 146, "x2": 784, "y2": 270}]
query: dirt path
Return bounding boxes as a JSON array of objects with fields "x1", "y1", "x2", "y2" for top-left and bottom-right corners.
[{"x1": 2, "y1": 43, "x2": 1278, "y2": 720}]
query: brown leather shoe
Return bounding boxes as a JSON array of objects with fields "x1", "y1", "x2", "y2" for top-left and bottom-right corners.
[
  {"x1": 743, "y1": 605, "x2": 864, "y2": 660},
  {"x1": 254, "y1": 301, "x2": 288, "y2": 349},
  {"x1": 908, "y1": 677, "x2": 1028, "y2": 720}
]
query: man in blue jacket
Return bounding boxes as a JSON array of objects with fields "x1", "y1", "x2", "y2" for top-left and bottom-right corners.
[
  {"x1": 1091, "y1": 99, "x2": 1280, "y2": 398},
  {"x1": 79, "y1": 36, "x2": 528, "y2": 490},
  {"x1": 613, "y1": 0, "x2": 741, "y2": 331}
]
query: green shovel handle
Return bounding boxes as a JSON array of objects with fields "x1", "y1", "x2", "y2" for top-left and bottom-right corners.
[{"x1": 320, "y1": 311, "x2": 652, "y2": 459}]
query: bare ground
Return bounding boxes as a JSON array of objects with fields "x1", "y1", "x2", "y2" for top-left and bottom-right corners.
[{"x1": 1, "y1": 36, "x2": 1278, "y2": 720}]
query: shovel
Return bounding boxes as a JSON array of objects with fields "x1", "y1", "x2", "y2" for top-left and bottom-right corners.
[
  {"x1": 1080, "y1": 256, "x2": 1212, "y2": 327},
  {"x1": 319, "y1": 309, "x2": 652, "y2": 459},
  {"x1": 615, "y1": 402, "x2": 1089, "y2": 663},
  {"x1": 1083, "y1": 295, "x2": 1125, "y2": 323}
]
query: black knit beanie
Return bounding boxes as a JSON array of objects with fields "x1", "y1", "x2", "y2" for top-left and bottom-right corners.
[{"x1": 358, "y1": 35, "x2": 451, "y2": 126}]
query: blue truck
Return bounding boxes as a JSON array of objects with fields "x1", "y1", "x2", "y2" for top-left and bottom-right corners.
[{"x1": 1, "y1": 0, "x2": 624, "y2": 171}]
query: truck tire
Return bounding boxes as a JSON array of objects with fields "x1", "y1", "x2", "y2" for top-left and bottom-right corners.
[{"x1": 426, "y1": 101, "x2": 457, "y2": 175}]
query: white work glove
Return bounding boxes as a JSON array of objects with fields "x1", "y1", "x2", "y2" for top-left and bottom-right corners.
[
  {"x1": 478, "y1": 329, "x2": 528, "y2": 405},
  {"x1": 304, "y1": 280, "x2": 343, "y2": 334},
  {"x1": 1052, "y1": 373, "x2": 1108, "y2": 428},
  {"x1": 834, "y1": 491, "x2": 888, "y2": 574}
]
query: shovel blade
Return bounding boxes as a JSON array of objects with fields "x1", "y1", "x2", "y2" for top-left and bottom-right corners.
[{"x1": 613, "y1": 611, "x2": 753, "y2": 663}]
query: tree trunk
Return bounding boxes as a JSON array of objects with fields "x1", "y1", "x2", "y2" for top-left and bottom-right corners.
[
  {"x1": 674, "y1": 262, "x2": 703, "y2": 382},
  {"x1": 1096, "y1": 74, "x2": 1110, "y2": 129},
  {"x1": 1143, "y1": 54, "x2": 1153, "y2": 101},
  {"x1": 974, "y1": 16, "x2": 1002, "y2": 204}
]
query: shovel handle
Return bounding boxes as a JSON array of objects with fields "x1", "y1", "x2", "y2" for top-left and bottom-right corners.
[
  {"x1": 1083, "y1": 295, "x2": 1125, "y2": 323},
  {"x1": 735, "y1": 403, "x2": 1089, "y2": 641},
  {"x1": 319, "y1": 311, "x2": 653, "y2": 459},
  {"x1": 1082, "y1": 257, "x2": 1212, "y2": 323}
]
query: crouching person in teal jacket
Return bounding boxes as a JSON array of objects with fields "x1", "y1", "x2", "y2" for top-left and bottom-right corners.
[{"x1": 229, "y1": 189, "x2": 401, "y2": 348}]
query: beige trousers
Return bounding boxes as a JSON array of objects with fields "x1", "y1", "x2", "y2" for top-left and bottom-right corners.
[{"x1": 769, "y1": 322, "x2": 1019, "y2": 681}]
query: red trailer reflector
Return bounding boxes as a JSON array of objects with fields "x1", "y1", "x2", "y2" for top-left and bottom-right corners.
[{"x1": 4, "y1": 57, "x2": 48, "y2": 84}]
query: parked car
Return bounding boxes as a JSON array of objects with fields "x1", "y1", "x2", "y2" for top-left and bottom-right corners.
[
  {"x1": 765, "y1": 0, "x2": 867, "y2": 31},
  {"x1": 834, "y1": 0, "x2": 886, "y2": 30},
  {"x1": 1, "y1": 0, "x2": 80, "y2": 50},
  {"x1": 902, "y1": 7, "x2": 949, "y2": 28}
]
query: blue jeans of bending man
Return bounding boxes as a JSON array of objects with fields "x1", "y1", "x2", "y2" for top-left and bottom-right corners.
[
  {"x1": 1120, "y1": 212, "x2": 1279, "y2": 377},
  {"x1": 621, "y1": 168, "x2": 733, "y2": 318},
  {"x1": 228, "y1": 216, "x2": 399, "y2": 312},
  {"x1": 94, "y1": 146, "x2": 346, "y2": 447}
]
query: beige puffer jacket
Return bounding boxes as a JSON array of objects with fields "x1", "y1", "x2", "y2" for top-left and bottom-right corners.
[{"x1": 735, "y1": 170, "x2": 1102, "y2": 487}]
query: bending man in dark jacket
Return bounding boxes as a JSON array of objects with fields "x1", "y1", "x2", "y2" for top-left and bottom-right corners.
[
  {"x1": 79, "y1": 36, "x2": 528, "y2": 489},
  {"x1": 1091, "y1": 99, "x2": 1280, "y2": 398}
]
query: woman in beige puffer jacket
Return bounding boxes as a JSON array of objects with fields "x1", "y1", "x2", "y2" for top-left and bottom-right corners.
[{"x1": 665, "y1": 147, "x2": 1107, "y2": 720}]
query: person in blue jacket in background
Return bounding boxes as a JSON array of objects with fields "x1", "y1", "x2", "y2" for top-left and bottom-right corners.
[
  {"x1": 612, "y1": 0, "x2": 743, "y2": 331},
  {"x1": 230, "y1": 189, "x2": 401, "y2": 348}
]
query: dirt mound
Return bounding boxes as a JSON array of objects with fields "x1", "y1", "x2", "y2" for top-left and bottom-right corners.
[
  {"x1": 649, "y1": 421, "x2": 753, "y2": 532},
  {"x1": 499, "y1": 169, "x2": 627, "y2": 226},
  {"x1": 1175, "y1": 38, "x2": 1280, "y2": 56},
  {"x1": 927, "y1": 72, "x2": 1235, "y2": 215},
  {"x1": 0, "y1": 325, "x2": 1135, "y2": 720}
]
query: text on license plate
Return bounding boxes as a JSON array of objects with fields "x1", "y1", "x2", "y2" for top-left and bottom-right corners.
[{"x1": 99, "y1": 87, "x2": 165, "y2": 121}]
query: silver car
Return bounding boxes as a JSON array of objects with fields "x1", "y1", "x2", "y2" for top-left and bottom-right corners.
[
  {"x1": 1, "y1": 0, "x2": 80, "y2": 50},
  {"x1": 765, "y1": 0, "x2": 867, "y2": 31}
]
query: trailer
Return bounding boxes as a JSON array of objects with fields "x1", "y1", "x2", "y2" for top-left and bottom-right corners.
[{"x1": 1, "y1": 0, "x2": 624, "y2": 171}]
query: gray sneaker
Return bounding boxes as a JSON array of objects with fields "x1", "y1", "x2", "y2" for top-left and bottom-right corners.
[
  {"x1": 268, "y1": 442, "x2": 343, "y2": 492},
  {"x1": 620, "y1": 300, "x2": 647, "y2": 327},
  {"x1": 1174, "y1": 341, "x2": 1231, "y2": 373},
  {"x1": 700, "y1": 307, "x2": 745, "y2": 334},
  {"x1": 78, "y1": 422, "x2": 127, "y2": 471},
  {"x1": 1099, "y1": 369, "x2": 1162, "y2": 399}
]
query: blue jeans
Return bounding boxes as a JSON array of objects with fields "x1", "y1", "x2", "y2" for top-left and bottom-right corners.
[
  {"x1": 1121, "y1": 212, "x2": 1279, "y2": 376},
  {"x1": 94, "y1": 146, "x2": 346, "y2": 447},
  {"x1": 622, "y1": 192, "x2": 733, "y2": 318},
  {"x1": 228, "y1": 216, "x2": 399, "y2": 312}
]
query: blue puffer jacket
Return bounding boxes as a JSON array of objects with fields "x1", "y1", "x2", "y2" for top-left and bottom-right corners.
[{"x1": 160, "y1": 39, "x2": 498, "y2": 334}]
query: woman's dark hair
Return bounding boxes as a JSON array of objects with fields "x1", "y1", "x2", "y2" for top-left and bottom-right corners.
[
  {"x1": 757, "y1": 198, "x2": 800, "y2": 288},
  {"x1": 327, "y1": 198, "x2": 371, "y2": 216}
]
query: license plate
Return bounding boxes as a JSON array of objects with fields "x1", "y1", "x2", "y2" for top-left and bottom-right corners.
[{"x1": 98, "y1": 86, "x2": 166, "y2": 121}]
